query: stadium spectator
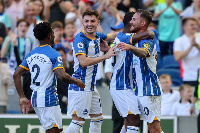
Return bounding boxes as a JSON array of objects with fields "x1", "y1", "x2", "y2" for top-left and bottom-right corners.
[
  {"x1": 154, "y1": 0, "x2": 182, "y2": 57},
  {"x1": 25, "y1": 2, "x2": 42, "y2": 49},
  {"x1": 49, "y1": 0, "x2": 73, "y2": 25},
  {"x1": 181, "y1": 0, "x2": 200, "y2": 21},
  {"x1": 0, "y1": 22, "x2": 7, "y2": 48},
  {"x1": 97, "y1": 0, "x2": 123, "y2": 34},
  {"x1": 159, "y1": 74, "x2": 180, "y2": 115},
  {"x1": 1, "y1": 18, "x2": 32, "y2": 75},
  {"x1": 0, "y1": 1, "x2": 12, "y2": 34},
  {"x1": 64, "y1": 21, "x2": 76, "y2": 62},
  {"x1": 51, "y1": 21, "x2": 66, "y2": 50},
  {"x1": 171, "y1": 84, "x2": 199, "y2": 116},
  {"x1": 33, "y1": 0, "x2": 50, "y2": 22},
  {"x1": 117, "y1": 0, "x2": 143, "y2": 13},
  {"x1": 0, "y1": 60, "x2": 10, "y2": 113},
  {"x1": 4, "y1": 0, "x2": 25, "y2": 32},
  {"x1": 173, "y1": 18, "x2": 200, "y2": 88}
]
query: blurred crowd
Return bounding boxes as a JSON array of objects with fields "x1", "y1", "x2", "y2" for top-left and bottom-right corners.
[{"x1": 0, "y1": 0, "x2": 200, "y2": 125}]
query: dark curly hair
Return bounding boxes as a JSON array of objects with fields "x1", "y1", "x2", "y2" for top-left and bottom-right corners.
[{"x1": 33, "y1": 22, "x2": 52, "y2": 41}]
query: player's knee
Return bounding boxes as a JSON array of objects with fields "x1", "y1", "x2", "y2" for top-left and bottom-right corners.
[
  {"x1": 90, "y1": 115, "x2": 104, "y2": 123},
  {"x1": 126, "y1": 114, "x2": 140, "y2": 126},
  {"x1": 72, "y1": 114, "x2": 85, "y2": 121}
]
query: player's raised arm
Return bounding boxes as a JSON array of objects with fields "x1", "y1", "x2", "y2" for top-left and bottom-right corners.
[
  {"x1": 54, "y1": 68, "x2": 85, "y2": 90},
  {"x1": 76, "y1": 45, "x2": 117, "y2": 68},
  {"x1": 131, "y1": 30, "x2": 154, "y2": 44},
  {"x1": 117, "y1": 42, "x2": 148, "y2": 58},
  {"x1": 13, "y1": 66, "x2": 30, "y2": 114}
]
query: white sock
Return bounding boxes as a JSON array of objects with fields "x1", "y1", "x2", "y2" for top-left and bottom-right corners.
[
  {"x1": 161, "y1": 131, "x2": 164, "y2": 133},
  {"x1": 120, "y1": 125, "x2": 126, "y2": 133},
  {"x1": 89, "y1": 116, "x2": 103, "y2": 133},
  {"x1": 65, "y1": 120, "x2": 85, "y2": 133},
  {"x1": 127, "y1": 126, "x2": 139, "y2": 133}
]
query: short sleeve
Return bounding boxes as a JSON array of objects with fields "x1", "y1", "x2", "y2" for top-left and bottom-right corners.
[
  {"x1": 97, "y1": 32, "x2": 108, "y2": 41},
  {"x1": 138, "y1": 39, "x2": 154, "y2": 57},
  {"x1": 52, "y1": 52, "x2": 64, "y2": 71},
  {"x1": 19, "y1": 54, "x2": 30, "y2": 71},
  {"x1": 3, "y1": 14, "x2": 12, "y2": 28},
  {"x1": 155, "y1": 4, "x2": 161, "y2": 14},
  {"x1": 176, "y1": 2, "x2": 182, "y2": 11},
  {"x1": 73, "y1": 36, "x2": 86, "y2": 56}
]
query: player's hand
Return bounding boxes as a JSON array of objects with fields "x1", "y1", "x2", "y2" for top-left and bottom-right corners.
[
  {"x1": 155, "y1": 53, "x2": 158, "y2": 61},
  {"x1": 75, "y1": 79, "x2": 85, "y2": 91},
  {"x1": 190, "y1": 106, "x2": 195, "y2": 115},
  {"x1": 105, "y1": 45, "x2": 118, "y2": 59},
  {"x1": 117, "y1": 42, "x2": 131, "y2": 51},
  {"x1": 20, "y1": 97, "x2": 30, "y2": 114},
  {"x1": 100, "y1": 40, "x2": 110, "y2": 52}
]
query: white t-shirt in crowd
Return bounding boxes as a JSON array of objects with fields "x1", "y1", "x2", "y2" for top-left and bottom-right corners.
[
  {"x1": 161, "y1": 90, "x2": 180, "y2": 115},
  {"x1": 170, "y1": 101, "x2": 199, "y2": 116},
  {"x1": 173, "y1": 34, "x2": 200, "y2": 81}
]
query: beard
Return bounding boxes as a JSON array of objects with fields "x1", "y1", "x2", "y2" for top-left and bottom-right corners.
[{"x1": 130, "y1": 25, "x2": 141, "y2": 33}]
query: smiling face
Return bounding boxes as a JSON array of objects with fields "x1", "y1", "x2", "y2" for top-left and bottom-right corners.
[
  {"x1": 82, "y1": 15, "x2": 100, "y2": 35},
  {"x1": 17, "y1": 21, "x2": 29, "y2": 37},
  {"x1": 129, "y1": 13, "x2": 143, "y2": 33},
  {"x1": 25, "y1": 4, "x2": 36, "y2": 19},
  {"x1": 183, "y1": 19, "x2": 198, "y2": 35}
]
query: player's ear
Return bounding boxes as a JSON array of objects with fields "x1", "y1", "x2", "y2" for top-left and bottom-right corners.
[{"x1": 97, "y1": 20, "x2": 100, "y2": 26}]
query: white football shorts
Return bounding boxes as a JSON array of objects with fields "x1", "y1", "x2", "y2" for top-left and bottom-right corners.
[
  {"x1": 33, "y1": 105, "x2": 62, "y2": 130},
  {"x1": 137, "y1": 95, "x2": 161, "y2": 123},
  {"x1": 67, "y1": 88, "x2": 102, "y2": 119},
  {"x1": 110, "y1": 89, "x2": 141, "y2": 118}
]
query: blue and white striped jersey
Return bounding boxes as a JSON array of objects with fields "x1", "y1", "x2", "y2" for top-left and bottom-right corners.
[
  {"x1": 133, "y1": 39, "x2": 162, "y2": 96},
  {"x1": 69, "y1": 31, "x2": 108, "y2": 91},
  {"x1": 20, "y1": 44, "x2": 64, "y2": 107},
  {"x1": 110, "y1": 32, "x2": 135, "y2": 90}
]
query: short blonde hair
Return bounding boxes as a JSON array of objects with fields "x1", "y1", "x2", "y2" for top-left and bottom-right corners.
[
  {"x1": 159, "y1": 74, "x2": 171, "y2": 81},
  {"x1": 179, "y1": 84, "x2": 192, "y2": 93}
]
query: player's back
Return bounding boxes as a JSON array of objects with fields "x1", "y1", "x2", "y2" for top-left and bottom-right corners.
[
  {"x1": 133, "y1": 39, "x2": 162, "y2": 96},
  {"x1": 110, "y1": 32, "x2": 134, "y2": 90},
  {"x1": 20, "y1": 45, "x2": 63, "y2": 107}
]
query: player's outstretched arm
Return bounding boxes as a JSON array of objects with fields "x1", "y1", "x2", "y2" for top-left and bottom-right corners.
[
  {"x1": 131, "y1": 30, "x2": 154, "y2": 44},
  {"x1": 77, "y1": 45, "x2": 118, "y2": 68},
  {"x1": 54, "y1": 68, "x2": 85, "y2": 90},
  {"x1": 13, "y1": 67, "x2": 30, "y2": 114},
  {"x1": 117, "y1": 42, "x2": 148, "y2": 58}
]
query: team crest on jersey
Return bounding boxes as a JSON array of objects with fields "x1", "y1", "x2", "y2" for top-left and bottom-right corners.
[
  {"x1": 57, "y1": 56, "x2": 62, "y2": 63},
  {"x1": 83, "y1": 109, "x2": 88, "y2": 115},
  {"x1": 77, "y1": 42, "x2": 84, "y2": 49},
  {"x1": 143, "y1": 43, "x2": 150, "y2": 50}
]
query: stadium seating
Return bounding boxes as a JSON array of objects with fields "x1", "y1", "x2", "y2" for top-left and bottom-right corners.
[{"x1": 157, "y1": 68, "x2": 182, "y2": 86}]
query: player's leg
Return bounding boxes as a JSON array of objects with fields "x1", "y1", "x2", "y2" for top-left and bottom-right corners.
[
  {"x1": 126, "y1": 114, "x2": 141, "y2": 133},
  {"x1": 66, "y1": 90, "x2": 92, "y2": 133},
  {"x1": 46, "y1": 127, "x2": 63, "y2": 133},
  {"x1": 138, "y1": 96, "x2": 163, "y2": 133},
  {"x1": 148, "y1": 120, "x2": 162, "y2": 133},
  {"x1": 89, "y1": 89, "x2": 103, "y2": 133},
  {"x1": 34, "y1": 106, "x2": 63, "y2": 133},
  {"x1": 66, "y1": 114, "x2": 85, "y2": 133},
  {"x1": 110, "y1": 89, "x2": 141, "y2": 133}
]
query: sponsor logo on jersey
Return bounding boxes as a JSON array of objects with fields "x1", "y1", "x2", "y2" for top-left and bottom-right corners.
[{"x1": 77, "y1": 42, "x2": 84, "y2": 49}]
